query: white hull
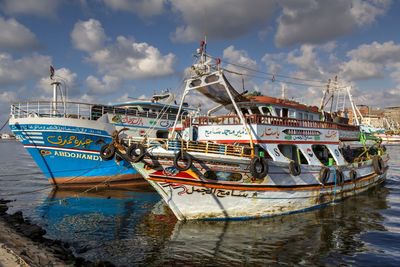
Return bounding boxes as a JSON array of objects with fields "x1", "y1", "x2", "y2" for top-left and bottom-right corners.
[{"x1": 132, "y1": 153, "x2": 388, "y2": 220}]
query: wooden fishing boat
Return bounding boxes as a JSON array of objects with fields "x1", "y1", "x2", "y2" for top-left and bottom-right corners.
[{"x1": 101, "y1": 44, "x2": 389, "y2": 220}]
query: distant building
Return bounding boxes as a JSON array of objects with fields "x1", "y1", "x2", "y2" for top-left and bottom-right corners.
[
  {"x1": 384, "y1": 106, "x2": 400, "y2": 128},
  {"x1": 344, "y1": 105, "x2": 397, "y2": 128}
]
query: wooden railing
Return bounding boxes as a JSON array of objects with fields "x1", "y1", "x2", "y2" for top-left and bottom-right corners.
[{"x1": 194, "y1": 114, "x2": 359, "y2": 131}]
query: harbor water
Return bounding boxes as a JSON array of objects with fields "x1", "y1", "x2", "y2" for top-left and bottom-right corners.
[{"x1": 1, "y1": 140, "x2": 399, "y2": 266}]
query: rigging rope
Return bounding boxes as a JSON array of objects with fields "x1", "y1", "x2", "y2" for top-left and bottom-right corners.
[
  {"x1": 0, "y1": 117, "x2": 10, "y2": 132},
  {"x1": 207, "y1": 54, "x2": 329, "y2": 84},
  {"x1": 224, "y1": 67, "x2": 350, "y2": 89},
  {"x1": 143, "y1": 75, "x2": 188, "y2": 138}
]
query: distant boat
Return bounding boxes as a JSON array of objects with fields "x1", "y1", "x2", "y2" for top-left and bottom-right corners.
[
  {"x1": 9, "y1": 76, "x2": 193, "y2": 188},
  {"x1": 0, "y1": 133, "x2": 15, "y2": 140},
  {"x1": 374, "y1": 130, "x2": 400, "y2": 145}
]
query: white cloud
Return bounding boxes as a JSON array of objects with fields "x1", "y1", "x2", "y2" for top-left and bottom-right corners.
[
  {"x1": 286, "y1": 44, "x2": 327, "y2": 80},
  {"x1": 0, "y1": 91, "x2": 18, "y2": 103},
  {"x1": 340, "y1": 41, "x2": 400, "y2": 81},
  {"x1": 88, "y1": 36, "x2": 176, "y2": 79},
  {"x1": 1, "y1": 0, "x2": 62, "y2": 17},
  {"x1": 37, "y1": 68, "x2": 79, "y2": 96},
  {"x1": 71, "y1": 19, "x2": 176, "y2": 81},
  {"x1": 346, "y1": 41, "x2": 400, "y2": 64},
  {"x1": 261, "y1": 53, "x2": 285, "y2": 75},
  {"x1": 0, "y1": 16, "x2": 40, "y2": 51},
  {"x1": 170, "y1": 0, "x2": 276, "y2": 43},
  {"x1": 71, "y1": 19, "x2": 107, "y2": 52},
  {"x1": 223, "y1": 45, "x2": 257, "y2": 74},
  {"x1": 103, "y1": 0, "x2": 165, "y2": 17},
  {"x1": 0, "y1": 53, "x2": 51, "y2": 86},
  {"x1": 340, "y1": 60, "x2": 383, "y2": 80},
  {"x1": 86, "y1": 75, "x2": 121, "y2": 95},
  {"x1": 275, "y1": 0, "x2": 390, "y2": 47}
]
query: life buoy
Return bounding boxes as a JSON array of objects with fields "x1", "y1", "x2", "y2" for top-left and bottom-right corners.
[
  {"x1": 318, "y1": 167, "x2": 330, "y2": 185},
  {"x1": 249, "y1": 156, "x2": 269, "y2": 180},
  {"x1": 372, "y1": 155, "x2": 385, "y2": 175},
  {"x1": 126, "y1": 143, "x2": 146, "y2": 163},
  {"x1": 100, "y1": 144, "x2": 115, "y2": 160},
  {"x1": 174, "y1": 151, "x2": 192, "y2": 171},
  {"x1": 289, "y1": 161, "x2": 301, "y2": 176},
  {"x1": 335, "y1": 169, "x2": 344, "y2": 185},
  {"x1": 349, "y1": 169, "x2": 357, "y2": 181}
]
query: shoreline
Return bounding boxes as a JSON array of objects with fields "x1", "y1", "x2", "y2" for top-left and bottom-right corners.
[{"x1": 0, "y1": 199, "x2": 114, "y2": 267}]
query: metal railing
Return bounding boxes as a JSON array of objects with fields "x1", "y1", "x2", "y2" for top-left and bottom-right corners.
[
  {"x1": 194, "y1": 114, "x2": 360, "y2": 131},
  {"x1": 10, "y1": 100, "x2": 178, "y2": 121},
  {"x1": 127, "y1": 137, "x2": 252, "y2": 158},
  {"x1": 166, "y1": 139, "x2": 252, "y2": 158}
]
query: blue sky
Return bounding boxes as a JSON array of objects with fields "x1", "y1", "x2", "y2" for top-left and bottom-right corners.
[{"x1": 1, "y1": 0, "x2": 400, "y2": 128}]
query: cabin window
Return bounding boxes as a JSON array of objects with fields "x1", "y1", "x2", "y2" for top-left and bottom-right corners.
[
  {"x1": 282, "y1": 108, "x2": 289, "y2": 117},
  {"x1": 312, "y1": 145, "x2": 336, "y2": 166},
  {"x1": 261, "y1": 106, "x2": 271, "y2": 116},
  {"x1": 241, "y1": 108, "x2": 250, "y2": 116},
  {"x1": 156, "y1": 130, "x2": 169, "y2": 139},
  {"x1": 275, "y1": 108, "x2": 281, "y2": 117},
  {"x1": 278, "y1": 144, "x2": 308, "y2": 164},
  {"x1": 298, "y1": 112, "x2": 303, "y2": 120},
  {"x1": 250, "y1": 108, "x2": 260, "y2": 115},
  {"x1": 288, "y1": 110, "x2": 296, "y2": 118}
]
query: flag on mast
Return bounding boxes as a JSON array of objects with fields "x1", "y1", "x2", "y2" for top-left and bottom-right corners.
[{"x1": 50, "y1": 65, "x2": 55, "y2": 80}]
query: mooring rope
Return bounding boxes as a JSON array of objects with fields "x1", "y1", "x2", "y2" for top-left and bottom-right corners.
[{"x1": 0, "y1": 117, "x2": 10, "y2": 132}]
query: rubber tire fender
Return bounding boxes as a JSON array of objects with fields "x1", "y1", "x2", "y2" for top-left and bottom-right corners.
[
  {"x1": 126, "y1": 143, "x2": 146, "y2": 163},
  {"x1": 100, "y1": 144, "x2": 115, "y2": 161},
  {"x1": 319, "y1": 167, "x2": 330, "y2": 185},
  {"x1": 335, "y1": 168, "x2": 345, "y2": 185},
  {"x1": 372, "y1": 155, "x2": 384, "y2": 175},
  {"x1": 249, "y1": 156, "x2": 269, "y2": 180},
  {"x1": 349, "y1": 169, "x2": 357, "y2": 181},
  {"x1": 289, "y1": 161, "x2": 301, "y2": 176},
  {"x1": 174, "y1": 151, "x2": 193, "y2": 171}
]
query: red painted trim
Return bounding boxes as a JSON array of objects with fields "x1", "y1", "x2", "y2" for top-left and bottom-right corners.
[{"x1": 148, "y1": 172, "x2": 379, "y2": 192}]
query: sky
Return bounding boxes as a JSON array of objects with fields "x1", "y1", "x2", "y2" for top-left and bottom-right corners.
[{"x1": 1, "y1": 0, "x2": 400, "y2": 130}]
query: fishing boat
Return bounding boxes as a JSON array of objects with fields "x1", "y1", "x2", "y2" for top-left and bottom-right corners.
[
  {"x1": 102, "y1": 44, "x2": 389, "y2": 220},
  {"x1": 374, "y1": 130, "x2": 400, "y2": 145},
  {"x1": 9, "y1": 72, "x2": 192, "y2": 188}
]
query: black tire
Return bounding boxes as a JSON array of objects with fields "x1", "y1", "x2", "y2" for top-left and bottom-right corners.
[
  {"x1": 319, "y1": 167, "x2": 330, "y2": 185},
  {"x1": 349, "y1": 169, "x2": 357, "y2": 181},
  {"x1": 126, "y1": 143, "x2": 146, "y2": 163},
  {"x1": 100, "y1": 144, "x2": 115, "y2": 160},
  {"x1": 250, "y1": 156, "x2": 269, "y2": 180},
  {"x1": 335, "y1": 169, "x2": 344, "y2": 185},
  {"x1": 289, "y1": 161, "x2": 301, "y2": 176},
  {"x1": 372, "y1": 155, "x2": 384, "y2": 175},
  {"x1": 174, "y1": 151, "x2": 192, "y2": 171}
]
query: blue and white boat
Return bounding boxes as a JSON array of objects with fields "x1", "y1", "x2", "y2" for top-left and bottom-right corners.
[{"x1": 9, "y1": 79, "x2": 191, "y2": 187}]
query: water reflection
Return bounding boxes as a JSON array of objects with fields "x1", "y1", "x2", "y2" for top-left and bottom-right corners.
[
  {"x1": 27, "y1": 147, "x2": 400, "y2": 266},
  {"x1": 151, "y1": 185, "x2": 390, "y2": 266},
  {"x1": 37, "y1": 187, "x2": 170, "y2": 265}
]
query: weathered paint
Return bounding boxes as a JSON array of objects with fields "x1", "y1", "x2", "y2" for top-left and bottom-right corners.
[{"x1": 132, "y1": 150, "x2": 388, "y2": 220}]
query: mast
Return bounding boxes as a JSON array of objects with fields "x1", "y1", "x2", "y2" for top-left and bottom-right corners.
[{"x1": 51, "y1": 81, "x2": 61, "y2": 116}]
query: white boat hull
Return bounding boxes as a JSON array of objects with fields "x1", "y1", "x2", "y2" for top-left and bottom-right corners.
[{"x1": 132, "y1": 153, "x2": 388, "y2": 220}]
